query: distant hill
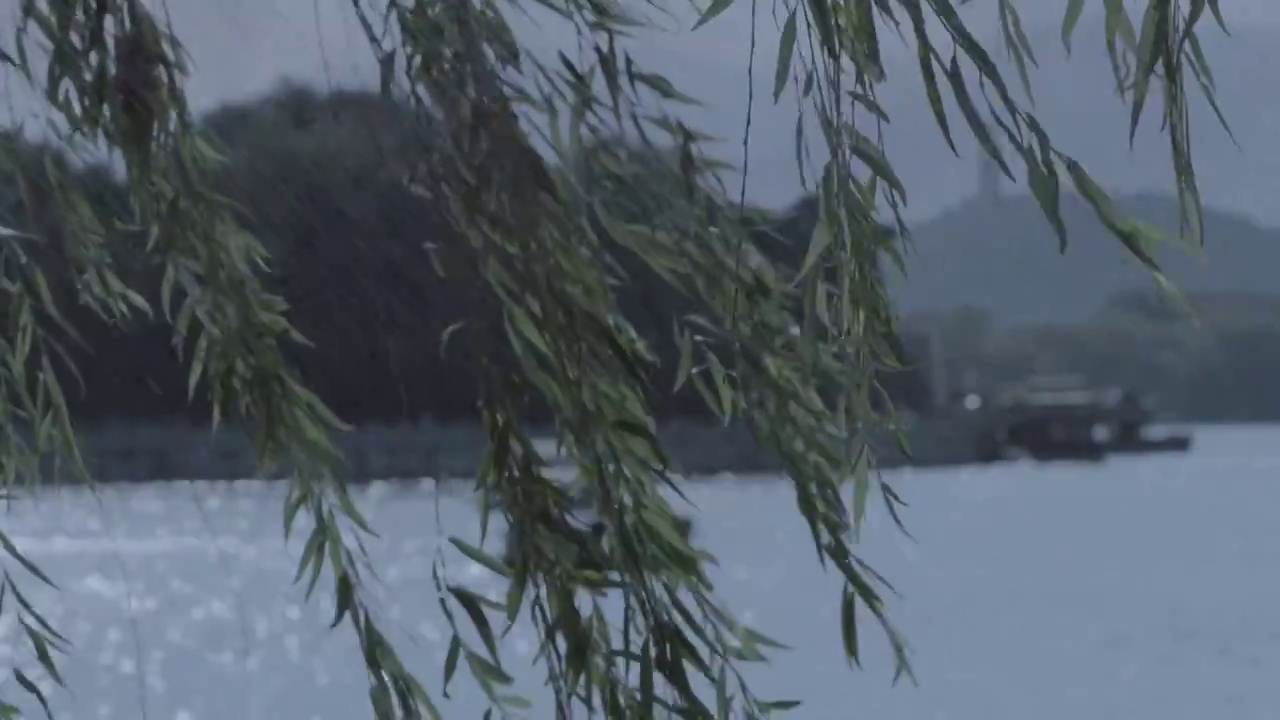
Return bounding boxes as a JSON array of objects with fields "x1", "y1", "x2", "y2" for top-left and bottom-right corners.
[
  {"x1": 712, "y1": 12, "x2": 1280, "y2": 323},
  {"x1": 888, "y1": 191, "x2": 1280, "y2": 324}
]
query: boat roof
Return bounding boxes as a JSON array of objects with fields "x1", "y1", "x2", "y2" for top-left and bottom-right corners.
[
  {"x1": 1011, "y1": 388, "x2": 1113, "y2": 407},
  {"x1": 998, "y1": 375, "x2": 1127, "y2": 413}
]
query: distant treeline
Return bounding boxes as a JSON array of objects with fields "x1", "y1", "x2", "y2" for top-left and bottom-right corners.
[
  {"x1": 906, "y1": 290, "x2": 1280, "y2": 421},
  {"x1": 0, "y1": 85, "x2": 931, "y2": 427}
]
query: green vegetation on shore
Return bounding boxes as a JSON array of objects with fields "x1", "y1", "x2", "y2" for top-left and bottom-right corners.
[{"x1": 907, "y1": 290, "x2": 1280, "y2": 420}]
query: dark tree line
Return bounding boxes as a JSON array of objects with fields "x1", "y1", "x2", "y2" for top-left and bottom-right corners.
[{"x1": 0, "y1": 85, "x2": 931, "y2": 427}]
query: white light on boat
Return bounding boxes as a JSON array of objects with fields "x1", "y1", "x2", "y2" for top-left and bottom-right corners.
[{"x1": 1091, "y1": 423, "x2": 1113, "y2": 444}]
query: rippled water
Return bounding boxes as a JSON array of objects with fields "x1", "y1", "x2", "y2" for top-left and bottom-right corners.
[{"x1": 2, "y1": 425, "x2": 1279, "y2": 719}]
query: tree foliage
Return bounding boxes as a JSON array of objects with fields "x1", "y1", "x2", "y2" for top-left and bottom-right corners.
[
  {"x1": 0, "y1": 0, "x2": 1227, "y2": 718},
  {"x1": 0, "y1": 91, "x2": 934, "y2": 427}
]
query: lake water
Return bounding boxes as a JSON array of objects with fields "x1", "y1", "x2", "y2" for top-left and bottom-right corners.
[{"x1": 2, "y1": 424, "x2": 1278, "y2": 719}]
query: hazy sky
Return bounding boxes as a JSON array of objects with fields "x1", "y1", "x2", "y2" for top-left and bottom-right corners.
[
  {"x1": 39, "y1": 1, "x2": 1267, "y2": 109},
  {"x1": 2, "y1": 1, "x2": 1274, "y2": 218}
]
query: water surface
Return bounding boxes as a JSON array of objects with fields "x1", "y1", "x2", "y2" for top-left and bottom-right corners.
[{"x1": 2, "y1": 425, "x2": 1277, "y2": 719}]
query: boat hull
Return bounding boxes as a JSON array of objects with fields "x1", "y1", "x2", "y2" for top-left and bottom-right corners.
[{"x1": 1108, "y1": 435, "x2": 1193, "y2": 454}]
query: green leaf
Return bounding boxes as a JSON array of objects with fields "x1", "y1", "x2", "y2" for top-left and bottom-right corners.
[
  {"x1": 632, "y1": 72, "x2": 699, "y2": 104},
  {"x1": 851, "y1": 446, "x2": 870, "y2": 538},
  {"x1": 639, "y1": 638, "x2": 655, "y2": 707},
  {"x1": 902, "y1": 2, "x2": 956, "y2": 155},
  {"x1": 369, "y1": 679, "x2": 395, "y2": 719},
  {"x1": 13, "y1": 669, "x2": 51, "y2": 720},
  {"x1": 465, "y1": 648, "x2": 514, "y2": 686},
  {"x1": 805, "y1": 0, "x2": 838, "y2": 59},
  {"x1": 1064, "y1": 159, "x2": 1160, "y2": 270},
  {"x1": 998, "y1": 1, "x2": 1036, "y2": 102},
  {"x1": 6, "y1": 582, "x2": 67, "y2": 644},
  {"x1": 442, "y1": 634, "x2": 461, "y2": 697},
  {"x1": 674, "y1": 323, "x2": 694, "y2": 392},
  {"x1": 1127, "y1": 1, "x2": 1168, "y2": 145},
  {"x1": 715, "y1": 664, "x2": 730, "y2": 716},
  {"x1": 330, "y1": 573, "x2": 355, "y2": 629},
  {"x1": 693, "y1": 0, "x2": 736, "y2": 30},
  {"x1": 945, "y1": 53, "x2": 1011, "y2": 179},
  {"x1": 498, "y1": 693, "x2": 532, "y2": 710},
  {"x1": 706, "y1": 352, "x2": 734, "y2": 421},
  {"x1": 449, "y1": 586, "x2": 502, "y2": 663},
  {"x1": 0, "y1": 531, "x2": 57, "y2": 588},
  {"x1": 739, "y1": 624, "x2": 790, "y2": 651},
  {"x1": 1061, "y1": 0, "x2": 1085, "y2": 54},
  {"x1": 846, "y1": 127, "x2": 906, "y2": 201},
  {"x1": 503, "y1": 561, "x2": 527, "y2": 628},
  {"x1": 448, "y1": 537, "x2": 511, "y2": 578},
  {"x1": 22, "y1": 622, "x2": 64, "y2": 687},
  {"x1": 773, "y1": 10, "x2": 798, "y2": 102},
  {"x1": 841, "y1": 585, "x2": 861, "y2": 666}
]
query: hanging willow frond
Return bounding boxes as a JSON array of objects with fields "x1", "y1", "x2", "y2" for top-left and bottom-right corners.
[{"x1": 0, "y1": 0, "x2": 1227, "y2": 717}]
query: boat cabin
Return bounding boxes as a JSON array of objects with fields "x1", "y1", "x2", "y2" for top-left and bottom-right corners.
[{"x1": 981, "y1": 374, "x2": 1188, "y2": 461}]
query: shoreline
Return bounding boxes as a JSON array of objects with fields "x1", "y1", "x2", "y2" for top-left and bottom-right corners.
[{"x1": 16, "y1": 414, "x2": 989, "y2": 484}]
